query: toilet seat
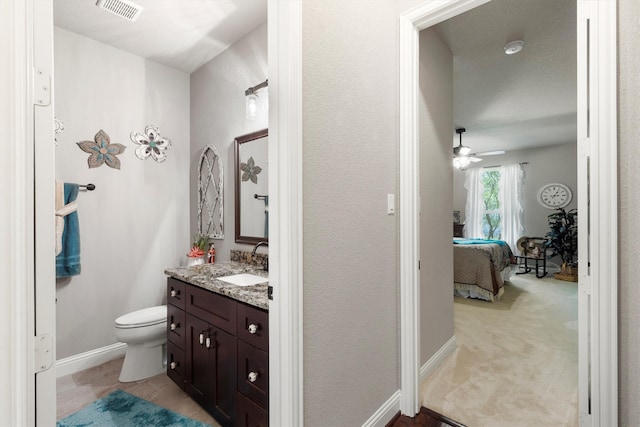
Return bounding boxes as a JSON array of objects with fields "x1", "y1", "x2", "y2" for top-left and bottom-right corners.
[{"x1": 115, "y1": 305, "x2": 166, "y2": 329}]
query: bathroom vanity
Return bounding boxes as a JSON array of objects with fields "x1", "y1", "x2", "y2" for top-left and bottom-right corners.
[{"x1": 165, "y1": 262, "x2": 269, "y2": 427}]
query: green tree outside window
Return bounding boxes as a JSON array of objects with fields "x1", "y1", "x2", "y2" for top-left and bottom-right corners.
[{"x1": 482, "y1": 169, "x2": 501, "y2": 239}]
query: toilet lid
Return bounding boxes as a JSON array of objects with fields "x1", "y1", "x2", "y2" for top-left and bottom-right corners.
[{"x1": 115, "y1": 305, "x2": 167, "y2": 328}]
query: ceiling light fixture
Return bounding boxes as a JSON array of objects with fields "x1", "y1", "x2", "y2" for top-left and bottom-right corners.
[
  {"x1": 245, "y1": 79, "x2": 268, "y2": 120},
  {"x1": 453, "y1": 128, "x2": 482, "y2": 169},
  {"x1": 504, "y1": 40, "x2": 524, "y2": 55}
]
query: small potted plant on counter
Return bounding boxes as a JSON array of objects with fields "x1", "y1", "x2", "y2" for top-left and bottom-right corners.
[
  {"x1": 545, "y1": 208, "x2": 578, "y2": 281},
  {"x1": 186, "y1": 234, "x2": 209, "y2": 266}
]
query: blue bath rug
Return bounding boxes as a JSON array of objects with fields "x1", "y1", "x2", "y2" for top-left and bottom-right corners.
[{"x1": 57, "y1": 389, "x2": 211, "y2": 427}]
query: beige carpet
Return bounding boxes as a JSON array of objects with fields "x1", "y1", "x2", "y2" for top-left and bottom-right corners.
[{"x1": 421, "y1": 273, "x2": 578, "y2": 427}]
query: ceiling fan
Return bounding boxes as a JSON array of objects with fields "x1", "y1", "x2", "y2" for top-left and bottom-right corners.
[{"x1": 453, "y1": 128, "x2": 482, "y2": 169}]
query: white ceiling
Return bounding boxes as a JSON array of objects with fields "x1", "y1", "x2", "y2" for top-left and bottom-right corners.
[
  {"x1": 54, "y1": 0, "x2": 575, "y2": 154},
  {"x1": 435, "y1": 0, "x2": 577, "y2": 154},
  {"x1": 53, "y1": 0, "x2": 267, "y2": 74}
]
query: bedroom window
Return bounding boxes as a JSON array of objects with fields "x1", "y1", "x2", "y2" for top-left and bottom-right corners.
[
  {"x1": 482, "y1": 169, "x2": 501, "y2": 239},
  {"x1": 465, "y1": 163, "x2": 524, "y2": 252}
]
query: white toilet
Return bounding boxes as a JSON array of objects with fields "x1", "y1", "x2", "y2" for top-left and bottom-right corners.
[{"x1": 114, "y1": 305, "x2": 167, "y2": 382}]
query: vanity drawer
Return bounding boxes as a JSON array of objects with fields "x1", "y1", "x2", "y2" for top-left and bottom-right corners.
[
  {"x1": 167, "y1": 304, "x2": 186, "y2": 349},
  {"x1": 167, "y1": 341, "x2": 186, "y2": 390},
  {"x1": 167, "y1": 278, "x2": 186, "y2": 310},
  {"x1": 237, "y1": 303, "x2": 268, "y2": 352},
  {"x1": 186, "y1": 285, "x2": 237, "y2": 335},
  {"x1": 237, "y1": 340, "x2": 268, "y2": 409},
  {"x1": 236, "y1": 391, "x2": 268, "y2": 427}
]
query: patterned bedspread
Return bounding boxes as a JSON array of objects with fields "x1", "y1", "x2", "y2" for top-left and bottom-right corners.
[{"x1": 453, "y1": 238, "x2": 514, "y2": 301}]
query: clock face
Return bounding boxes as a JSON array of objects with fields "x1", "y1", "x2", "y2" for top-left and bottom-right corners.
[{"x1": 538, "y1": 183, "x2": 572, "y2": 209}]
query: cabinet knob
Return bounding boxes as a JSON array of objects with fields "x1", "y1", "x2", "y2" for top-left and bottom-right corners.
[
  {"x1": 170, "y1": 361, "x2": 178, "y2": 370},
  {"x1": 199, "y1": 333, "x2": 205, "y2": 345},
  {"x1": 248, "y1": 371, "x2": 258, "y2": 383},
  {"x1": 170, "y1": 289, "x2": 179, "y2": 298},
  {"x1": 248, "y1": 323, "x2": 258, "y2": 334},
  {"x1": 170, "y1": 322, "x2": 178, "y2": 331},
  {"x1": 205, "y1": 337, "x2": 211, "y2": 349}
]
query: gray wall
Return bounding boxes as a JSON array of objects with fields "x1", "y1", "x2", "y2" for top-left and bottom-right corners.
[
  {"x1": 190, "y1": 22, "x2": 268, "y2": 259},
  {"x1": 419, "y1": 28, "x2": 455, "y2": 365},
  {"x1": 54, "y1": 28, "x2": 190, "y2": 359},
  {"x1": 619, "y1": 0, "x2": 640, "y2": 424},
  {"x1": 453, "y1": 143, "x2": 578, "y2": 244},
  {"x1": 301, "y1": 1, "x2": 420, "y2": 424}
]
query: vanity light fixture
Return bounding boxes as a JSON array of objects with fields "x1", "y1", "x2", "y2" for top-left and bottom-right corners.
[{"x1": 245, "y1": 79, "x2": 268, "y2": 120}]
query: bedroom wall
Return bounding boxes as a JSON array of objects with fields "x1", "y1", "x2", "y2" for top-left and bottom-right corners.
[
  {"x1": 190, "y1": 22, "x2": 268, "y2": 260},
  {"x1": 453, "y1": 142, "x2": 577, "y2": 249},
  {"x1": 54, "y1": 27, "x2": 190, "y2": 359},
  {"x1": 419, "y1": 28, "x2": 455, "y2": 366}
]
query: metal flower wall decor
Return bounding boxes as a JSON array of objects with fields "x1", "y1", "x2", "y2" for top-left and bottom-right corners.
[
  {"x1": 130, "y1": 125, "x2": 172, "y2": 163},
  {"x1": 77, "y1": 130, "x2": 127, "y2": 169},
  {"x1": 240, "y1": 157, "x2": 262, "y2": 184}
]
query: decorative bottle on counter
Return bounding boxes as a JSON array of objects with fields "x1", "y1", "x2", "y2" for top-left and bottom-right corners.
[{"x1": 208, "y1": 243, "x2": 216, "y2": 264}]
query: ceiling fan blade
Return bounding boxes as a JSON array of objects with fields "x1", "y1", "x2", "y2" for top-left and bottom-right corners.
[
  {"x1": 469, "y1": 156, "x2": 483, "y2": 162},
  {"x1": 474, "y1": 150, "x2": 506, "y2": 157}
]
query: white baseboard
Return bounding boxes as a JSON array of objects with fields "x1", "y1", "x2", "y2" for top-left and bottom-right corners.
[
  {"x1": 420, "y1": 335, "x2": 457, "y2": 385},
  {"x1": 56, "y1": 342, "x2": 127, "y2": 378},
  {"x1": 361, "y1": 390, "x2": 401, "y2": 427},
  {"x1": 362, "y1": 336, "x2": 457, "y2": 426}
]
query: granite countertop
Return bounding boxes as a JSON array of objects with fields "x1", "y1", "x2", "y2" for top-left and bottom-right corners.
[{"x1": 165, "y1": 261, "x2": 269, "y2": 310}]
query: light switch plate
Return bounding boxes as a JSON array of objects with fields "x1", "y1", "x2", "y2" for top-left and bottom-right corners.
[{"x1": 387, "y1": 194, "x2": 395, "y2": 214}]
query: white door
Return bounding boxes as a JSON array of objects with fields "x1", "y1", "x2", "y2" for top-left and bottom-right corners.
[{"x1": 34, "y1": 0, "x2": 57, "y2": 425}]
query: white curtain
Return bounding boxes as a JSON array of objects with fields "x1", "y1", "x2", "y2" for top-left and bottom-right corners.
[
  {"x1": 499, "y1": 163, "x2": 525, "y2": 252},
  {"x1": 464, "y1": 164, "x2": 524, "y2": 251},
  {"x1": 464, "y1": 168, "x2": 484, "y2": 238}
]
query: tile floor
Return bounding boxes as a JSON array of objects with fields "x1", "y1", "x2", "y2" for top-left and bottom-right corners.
[{"x1": 56, "y1": 357, "x2": 220, "y2": 426}]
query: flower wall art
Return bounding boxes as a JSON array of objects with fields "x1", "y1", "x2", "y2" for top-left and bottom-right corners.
[
  {"x1": 130, "y1": 125, "x2": 172, "y2": 163},
  {"x1": 77, "y1": 130, "x2": 126, "y2": 169}
]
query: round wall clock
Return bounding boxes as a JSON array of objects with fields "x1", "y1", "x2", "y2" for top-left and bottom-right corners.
[{"x1": 537, "y1": 183, "x2": 573, "y2": 209}]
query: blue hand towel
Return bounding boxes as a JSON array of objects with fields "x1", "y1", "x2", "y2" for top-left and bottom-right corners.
[{"x1": 56, "y1": 183, "x2": 81, "y2": 278}]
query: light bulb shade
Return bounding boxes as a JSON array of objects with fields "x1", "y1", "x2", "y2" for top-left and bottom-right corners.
[
  {"x1": 246, "y1": 93, "x2": 258, "y2": 120},
  {"x1": 454, "y1": 145, "x2": 472, "y2": 156},
  {"x1": 453, "y1": 156, "x2": 471, "y2": 169}
]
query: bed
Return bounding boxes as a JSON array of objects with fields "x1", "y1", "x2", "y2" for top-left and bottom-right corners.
[{"x1": 453, "y1": 238, "x2": 515, "y2": 302}]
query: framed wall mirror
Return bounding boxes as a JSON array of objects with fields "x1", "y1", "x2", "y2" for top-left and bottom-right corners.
[{"x1": 234, "y1": 129, "x2": 268, "y2": 244}]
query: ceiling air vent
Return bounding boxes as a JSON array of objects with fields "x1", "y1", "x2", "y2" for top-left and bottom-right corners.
[{"x1": 95, "y1": 0, "x2": 144, "y2": 22}]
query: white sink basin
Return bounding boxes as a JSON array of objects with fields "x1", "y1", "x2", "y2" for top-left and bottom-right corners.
[{"x1": 217, "y1": 273, "x2": 268, "y2": 287}]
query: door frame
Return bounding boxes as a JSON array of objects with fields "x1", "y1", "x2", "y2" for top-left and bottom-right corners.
[
  {"x1": 398, "y1": 0, "x2": 618, "y2": 424},
  {"x1": 267, "y1": 1, "x2": 304, "y2": 426}
]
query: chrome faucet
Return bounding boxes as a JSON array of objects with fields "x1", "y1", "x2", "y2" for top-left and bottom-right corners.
[{"x1": 251, "y1": 241, "x2": 269, "y2": 271}]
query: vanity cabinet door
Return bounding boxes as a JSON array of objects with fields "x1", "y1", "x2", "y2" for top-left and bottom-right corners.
[
  {"x1": 167, "y1": 304, "x2": 186, "y2": 350},
  {"x1": 186, "y1": 313, "x2": 237, "y2": 427},
  {"x1": 167, "y1": 278, "x2": 186, "y2": 310},
  {"x1": 237, "y1": 340, "x2": 269, "y2": 409},
  {"x1": 237, "y1": 302, "x2": 268, "y2": 352},
  {"x1": 167, "y1": 341, "x2": 185, "y2": 390},
  {"x1": 236, "y1": 392, "x2": 268, "y2": 427}
]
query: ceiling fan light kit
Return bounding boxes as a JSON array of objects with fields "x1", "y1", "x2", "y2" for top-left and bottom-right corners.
[{"x1": 453, "y1": 127, "x2": 482, "y2": 169}]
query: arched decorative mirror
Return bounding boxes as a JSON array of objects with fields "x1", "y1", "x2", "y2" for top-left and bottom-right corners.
[
  {"x1": 198, "y1": 144, "x2": 224, "y2": 239},
  {"x1": 234, "y1": 129, "x2": 268, "y2": 244}
]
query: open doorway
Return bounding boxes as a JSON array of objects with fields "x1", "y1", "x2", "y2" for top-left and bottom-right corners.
[
  {"x1": 419, "y1": 1, "x2": 579, "y2": 424},
  {"x1": 399, "y1": 0, "x2": 617, "y2": 424}
]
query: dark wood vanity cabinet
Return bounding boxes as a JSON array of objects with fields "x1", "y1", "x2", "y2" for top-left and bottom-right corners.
[{"x1": 167, "y1": 277, "x2": 269, "y2": 426}]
